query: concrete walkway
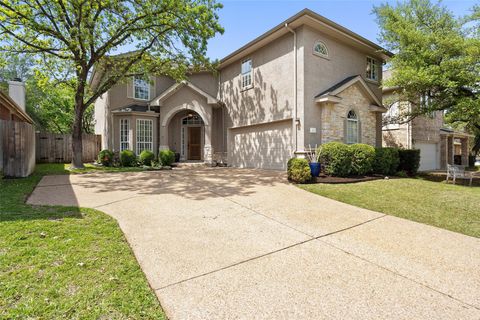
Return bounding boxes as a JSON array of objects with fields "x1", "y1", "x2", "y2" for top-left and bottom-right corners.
[{"x1": 28, "y1": 168, "x2": 480, "y2": 319}]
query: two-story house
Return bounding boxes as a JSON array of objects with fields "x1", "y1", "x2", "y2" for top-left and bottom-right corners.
[
  {"x1": 382, "y1": 70, "x2": 471, "y2": 171},
  {"x1": 93, "y1": 9, "x2": 392, "y2": 170}
]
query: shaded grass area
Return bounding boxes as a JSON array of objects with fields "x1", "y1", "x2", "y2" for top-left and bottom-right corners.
[
  {"x1": 34, "y1": 163, "x2": 147, "y2": 175},
  {"x1": 0, "y1": 164, "x2": 165, "y2": 319},
  {"x1": 300, "y1": 177, "x2": 480, "y2": 238}
]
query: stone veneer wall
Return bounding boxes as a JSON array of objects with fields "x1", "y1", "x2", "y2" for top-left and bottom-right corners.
[{"x1": 320, "y1": 85, "x2": 377, "y2": 146}]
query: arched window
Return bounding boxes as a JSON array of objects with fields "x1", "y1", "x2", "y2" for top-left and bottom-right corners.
[
  {"x1": 313, "y1": 41, "x2": 328, "y2": 58},
  {"x1": 346, "y1": 110, "x2": 359, "y2": 144}
]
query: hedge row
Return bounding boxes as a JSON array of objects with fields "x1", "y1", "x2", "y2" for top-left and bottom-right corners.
[
  {"x1": 317, "y1": 142, "x2": 420, "y2": 177},
  {"x1": 97, "y1": 149, "x2": 175, "y2": 167}
]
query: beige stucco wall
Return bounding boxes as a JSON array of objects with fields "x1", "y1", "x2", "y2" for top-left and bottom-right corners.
[
  {"x1": 302, "y1": 25, "x2": 384, "y2": 148},
  {"x1": 219, "y1": 32, "x2": 296, "y2": 129},
  {"x1": 188, "y1": 72, "x2": 218, "y2": 97}
]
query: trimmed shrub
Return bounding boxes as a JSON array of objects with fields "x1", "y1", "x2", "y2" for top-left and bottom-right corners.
[
  {"x1": 349, "y1": 144, "x2": 375, "y2": 175},
  {"x1": 398, "y1": 149, "x2": 420, "y2": 175},
  {"x1": 120, "y1": 150, "x2": 137, "y2": 167},
  {"x1": 139, "y1": 150, "x2": 155, "y2": 166},
  {"x1": 159, "y1": 149, "x2": 175, "y2": 166},
  {"x1": 373, "y1": 147, "x2": 400, "y2": 176},
  {"x1": 97, "y1": 149, "x2": 114, "y2": 167},
  {"x1": 318, "y1": 142, "x2": 352, "y2": 177},
  {"x1": 287, "y1": 158, "x2": 311, "y2": 183}
]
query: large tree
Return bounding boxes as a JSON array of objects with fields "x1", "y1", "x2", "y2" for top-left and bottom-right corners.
[
  {"x1": 374, "y1": 0, "x2": 480, "y2": 137},
  {"x1": 0, "y1": 0, "x2": 223, "y2": 168}
]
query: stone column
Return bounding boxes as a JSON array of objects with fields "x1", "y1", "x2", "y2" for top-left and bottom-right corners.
[
  {"x1": 203, "y1": 105, "x2": 213, "y2": 165},
  {"x1": 159, "y1": 124, "x2": 169, "y2": 151}
]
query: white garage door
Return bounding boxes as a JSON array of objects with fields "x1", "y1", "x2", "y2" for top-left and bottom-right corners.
[
  {"x1": 229, "y1": 120, "x2": 293, "y2": 170},
  {"x1": 416, "y1": 142, "x2": 439, "y2": 171}
]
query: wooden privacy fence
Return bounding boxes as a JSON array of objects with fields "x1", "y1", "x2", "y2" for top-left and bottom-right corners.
[
  {"x1": 36, "y1": 133, "x2": 101, "y2": 163},
  {"x1": 0, "y1": 119, "x2": 36, "y2": 177}
]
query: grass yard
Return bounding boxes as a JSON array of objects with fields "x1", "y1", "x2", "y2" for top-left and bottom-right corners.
[
  {"x1": 300, "y1": 177, "x2": 480, "y2": 238},
  {"x1": 38, "y1": 163, "x2": 148, "y2": 174},
  {"x1": 0, "y1": 164, "x2": 166, "y2": 319}
]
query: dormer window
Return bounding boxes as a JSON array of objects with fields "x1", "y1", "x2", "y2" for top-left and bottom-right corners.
[
  {"x1": 241, "y1": 59, "x2": 253, "y2": 90},
  {"x1": 313, "y1": 41, "x2": 329, "y2": 58},
  {"x1": 133, "y1": 75, "x2": 150, "y2": 100},
  {"x1": 366, "y1": 57, "x2": 378, "y2": 81}
]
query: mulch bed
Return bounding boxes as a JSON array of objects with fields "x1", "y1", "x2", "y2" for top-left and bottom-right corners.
[{"x1": 312, "y1": 174, "x2": 385, "y2": 184}]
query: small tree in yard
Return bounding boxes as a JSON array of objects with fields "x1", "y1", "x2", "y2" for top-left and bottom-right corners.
[{"x1": 0, "y1": 0, "x2": 223, "y2": 168}]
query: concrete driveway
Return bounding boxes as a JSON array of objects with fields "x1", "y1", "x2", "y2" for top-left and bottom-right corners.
[{"x1": 28, "y1": 167, "x2": 480, "y2": 319}]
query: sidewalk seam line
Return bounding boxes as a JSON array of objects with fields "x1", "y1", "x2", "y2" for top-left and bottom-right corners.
[{"x1": 154, "y1": 215, "x2": 386, "y2": 291}]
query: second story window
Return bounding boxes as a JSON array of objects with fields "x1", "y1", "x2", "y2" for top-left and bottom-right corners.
[
  {"x1": 133, "y1": 76, "x2": 150, "y2": 100},
  {"x1": 366, "y1": 57, "x2": 378, "y2": 82},
  {"x1": 313, "y1": 40, "x2": 329, "y2": 58},
  {"x1": 241, "y1": 59, "x2": 253, "y2": 90}
]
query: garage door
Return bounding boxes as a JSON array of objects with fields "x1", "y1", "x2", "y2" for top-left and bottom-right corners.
[
  {"x1": 229, "y1": 120, "x2": 293, "y2": 170},
  {"x1": 415, "y1": 142, "x2": 439, "y2": 171}
]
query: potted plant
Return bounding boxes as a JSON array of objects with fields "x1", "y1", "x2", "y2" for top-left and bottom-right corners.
[{"x1": 306, "y1": 144, "x2": 321, "y2": 177}]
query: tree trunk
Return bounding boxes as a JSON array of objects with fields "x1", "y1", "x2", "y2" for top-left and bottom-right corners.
[{"x1": 71, "y1": 102, "x2": 85, "y2": 169}]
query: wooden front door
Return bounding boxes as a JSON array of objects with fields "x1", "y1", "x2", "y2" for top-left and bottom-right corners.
[{"x1": 188, "y1": 126, "x2": 202, "y2": 160}]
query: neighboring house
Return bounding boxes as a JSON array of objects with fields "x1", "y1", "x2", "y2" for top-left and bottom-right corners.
[
  {"x1": 382, "y1": 70, "x2": 471, "y2": 171},
  {"x1": 0, "y1": 79, "x2": 33, "y2": 124},
  {"x1": 0, "y1": 79, "x2": 36, "y2": 177},
  {"x1": 93, "y1": 9, "x2": 392, "y2": 170}
]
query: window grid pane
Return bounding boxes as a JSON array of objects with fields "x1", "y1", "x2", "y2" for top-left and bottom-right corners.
[
  {"x1": 136, "y1": 119, "x2": 153, "y2": 154},
  {"x1": 120, "y1": 119, "x2": 130, "y2": 151},
  {"x1": 134, "y1": 76, "x2": 150, "y2": 100},
  {"x1": 241, "y1": 59, "x2": 252, "y2": 89}
]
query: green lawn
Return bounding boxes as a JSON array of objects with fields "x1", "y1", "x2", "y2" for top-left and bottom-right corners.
[
  {"x1": 0, "y1": 164, "x2": 166, "y2": 319},
  {"x1": 35, "y1": 163, "x2": 148, "y2": 174},
  {"x1": 300, "y1": 177, "x2": 480, "y2": 238}
]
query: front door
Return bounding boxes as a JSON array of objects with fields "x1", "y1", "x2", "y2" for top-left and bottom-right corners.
[{"x1": 188, "y1": 126, "x2": 201, "y2": 160}]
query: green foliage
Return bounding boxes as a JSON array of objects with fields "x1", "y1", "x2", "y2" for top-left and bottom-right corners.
[
  {"x1": 159, "y1": 149, "x2": 175, "y2": 166},
  {"x1": 373, "y1": 147, "x2": 400, "y2": 176},
  {"x1": 398, "y1": 149, "x2": 421, "y2": 175},
  {"x1": 318, "y1": 142, "x2": 352, "y2": 177},
  {"x1": 396, "y1": 170, "x2": 408, "y2": 178},
  {"x1": 139, "y1": 150, "x2": 155, "y2": 166},
  {"x1": 0, "y1": 164, "x2": 166, "y2": 318},
  {"x1": 0, "y1": 0, "x2": 223, "y2": 167},
  {"x1": 287, "y1": 158, "x2": 311, "y2": 184},
  {"x1": 349, "y1": 144, "x2": 375, "y2": 175},
  {"x1": 98, "y1": 150, "x2": 114, "y2": 167},
  {"x1": 374, "y1": 0, "x2": 480, "y2": 134},
  {"x1": 120, "y1": 150, "x2": 137, "y2": 167}
]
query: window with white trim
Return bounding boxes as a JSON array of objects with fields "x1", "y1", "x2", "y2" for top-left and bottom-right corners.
[
  {"x1": 136, "y1": 119, "x2": 153, "y2": 154},
  {"x1": 366, "y1": 57, "x2": 378, "y2": 81},
  {"x1": 383, "y1": 102, "x2": 400, "y2": 130},
  {"x1": 346, "y1": 110, "x2": 359, "y2": 144},
  {"x1": 120, "y1": 119, "x2": 130, "y2": 151},
  {"x1": 241, "y1": 59, "x2": 252, "y2": 90},
  {"x1": 313, "y1": 40, "x2": 328, "y2": 58},
  {"x1": 133, "y1": 76, "x2": 150, "y2": 100}
]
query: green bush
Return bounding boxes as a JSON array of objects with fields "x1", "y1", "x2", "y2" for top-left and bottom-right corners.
[
  {"x1": 287, "y1": 158, "x2": 311, "y2": 183},
  {"x1": 349, "y1": 144, "x2": 375, "y2": 175},
  {"x1": 373, "y1": 147, "x2": 400, "y2": 176},
  {"x1": 398, "y1": 149, "x2": 420, "y2": 175},
  {"x1": 97, "y1": 149, "x2": 114, "y2": 167},
  {"x1": 120, "y1": 150, "x2": 137, "y2": 167},
  {"x1": 139, "y1": 150, "x2": 155, "y2": 166},
  {"x1": 159, "y1": 149, "x2": 175, "y2": 166},
  {"x1": 318, "y1": 142, "x2": 352, "y2": 177}
]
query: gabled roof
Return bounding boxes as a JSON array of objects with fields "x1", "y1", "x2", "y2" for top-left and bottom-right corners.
[
  {"x1": 150, "y1": 81, "x2": 219, "y2": 107},
  {"x1": 220, "y1": 9, "x2": 393, "y2": 68},
  {"x1": 314, "y1": 75, "x2": 384, "y2": 109},
  {"x1": 0, "y1": 90, "x2": 34, "y2": 124}
]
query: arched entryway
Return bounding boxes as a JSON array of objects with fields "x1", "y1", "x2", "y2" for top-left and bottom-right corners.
[{"x1": 165, "y1": 109, "x2": 210, "y2": 161}]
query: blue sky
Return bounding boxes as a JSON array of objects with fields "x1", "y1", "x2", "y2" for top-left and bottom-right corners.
[{"x1": 206, "y1": 0, "x2": 477, "y2": 60}]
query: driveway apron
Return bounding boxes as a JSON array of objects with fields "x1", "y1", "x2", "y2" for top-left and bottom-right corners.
[{"x1": 28, "y1": 167, "x2": 480, "y2": 319}]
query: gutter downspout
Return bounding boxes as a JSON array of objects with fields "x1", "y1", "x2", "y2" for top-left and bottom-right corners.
[{"x1": 285, "y1": 23, "x2": 298, "y2": 155}]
